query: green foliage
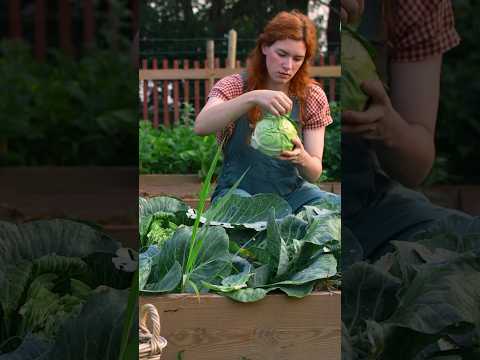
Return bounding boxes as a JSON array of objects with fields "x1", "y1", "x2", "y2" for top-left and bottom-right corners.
[
  {"x1": 434, "y1": 1, "x2": 480, "y2": 184},
  {"x1": 319, "y1": 101, "x2": 341, "y2": 182},
  {"x1": 140, "y1": 102, "x2": 340, "y2": 181},
  {"x1": 0, "y1": 40, "x2": 137, "y2": 166},
  {"x1": 139, "y1": 103, "x2": 220, "y2": 180},
  {"x1": 343, "y1": 215, "x2": 480, "y2": 358},
  {"x1": 0, "y1": 220, "x2": 135, "y2": 357},
  {"x1": 139, "y1": 193, "x2": 341, "y2": 302}
]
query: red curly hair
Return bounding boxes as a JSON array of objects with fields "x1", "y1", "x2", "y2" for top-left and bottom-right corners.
[{"x1": 246, "y1": 10, "x2": 318, "y2": 128}]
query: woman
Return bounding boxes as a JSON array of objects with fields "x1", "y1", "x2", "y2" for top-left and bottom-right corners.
[
  {"x1": 341, "y1": 0, "x2": 472, "y2": 259},
  {"x1": 194, "y1": 10, "x2": 337, "y2": 213}
]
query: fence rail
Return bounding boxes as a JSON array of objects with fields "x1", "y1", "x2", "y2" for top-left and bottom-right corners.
[{"x1": 139, "y1": 56, "x2": 340, "y2": 127}]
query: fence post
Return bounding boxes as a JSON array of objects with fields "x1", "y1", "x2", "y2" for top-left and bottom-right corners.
[
  {"x1": 83, "y1": 0, "x2": 95, "y2": 48},
  {"x1": 142, "y1": 59, "x2": 149, "y2": 121},
  {"x1": 226, "y1": 29, "x2": 237, "y2": 69},
  {"x1": 329, "y1": 54, "x2": 336, "y2": 101},
  {"x1": 9, "y1": 0, "x2": 22, "y2": 39},
  {"x1": 152, "y1": 58, "x2": 159, "y2": 127},
  {"x1": 35, "y1": 0, "x2": 46, "y2": 61},
  {"x1": 206, "y1": 40, "x2": 215, "y2": 90},
  {"x1": 59, "y1": 0, "x2": 74, "y2": 56}
]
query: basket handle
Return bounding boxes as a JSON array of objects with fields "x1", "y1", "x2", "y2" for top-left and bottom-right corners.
[{"x1": 140, "y1": 304, "x2": 164, "y2": 354}]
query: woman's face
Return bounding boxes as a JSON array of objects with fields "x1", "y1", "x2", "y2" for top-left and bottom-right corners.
[{"x1": 262, "y1": 38, "x2": 306, "y2": 86}]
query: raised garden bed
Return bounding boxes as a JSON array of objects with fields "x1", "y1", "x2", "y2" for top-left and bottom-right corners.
[
  {"x1": 140, "y1": 291, "x2": 341, "y2": 360},
  {"x1": 140, "y1": 174, "x2": 480, "y2": 215},
  {"x1": 139, "y1": 174, "x2": 341, "y2": 208},
  {"x1": 0, "y1": 167, "x2": 138, "y2": 248}
]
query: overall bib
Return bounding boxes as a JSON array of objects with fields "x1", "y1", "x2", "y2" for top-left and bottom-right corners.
[
  {"x1": 211, "y1": 74, "x2": 337, "y2": 213},
  {"x1": 343, "y1": 0, "x2": 472, "y2": 259}
]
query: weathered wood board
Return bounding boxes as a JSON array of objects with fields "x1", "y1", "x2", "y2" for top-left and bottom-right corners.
[{"x1": 140, "y1": 292, "x2": 341, "y2": 360}]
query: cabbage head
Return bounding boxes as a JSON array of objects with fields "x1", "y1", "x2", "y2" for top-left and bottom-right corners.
[
  {"x1": 251, "y1": 113, "x2": 298, "y2": 157},
  {"x1": 341, "y1": 26, "x2": 380, "y2": 111}
]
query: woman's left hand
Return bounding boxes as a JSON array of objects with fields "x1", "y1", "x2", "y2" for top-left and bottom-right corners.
[
  {"x1": 279, "y1": 137, "x2": 308, "y2": 165},
  {"x1": 342, "y1": 79, "x2": 395, "y2": 147}
]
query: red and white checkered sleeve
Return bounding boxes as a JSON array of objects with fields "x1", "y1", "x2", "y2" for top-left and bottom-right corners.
[
  {"x1": 303, "y1": 84, "x2": 333, "y2": 131},
  {"x1": 390, "y1": 0, "x2": 460, "y2": 62},
  {"x1": 205, "y1": 74, "x2": 244, "y2": 144}
]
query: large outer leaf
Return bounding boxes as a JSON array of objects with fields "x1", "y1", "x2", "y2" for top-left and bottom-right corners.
[
  {"x1": 303, "y1": 215, "x2": 341, "y2": 247},
  {"x1": 0, "y1": 220, "x2": 119, "y2": 265},
  {"x1": 40, "y1": 287, "x2": 134, "y2": 360},
  {"x1": 386, "y1": 253, "x2": 480, "y2": 334},
  {"x1": 267, "y1": 253, "x2": 337, "y2": 287},
  {"x1": 341, "y1": 26, "x2": 380, "y2": 112},
  {"x1": 342, "y1": 262, "x2": 401, "y2": 332},
  {"x1": 139, "y1": 196, "x2": 189, "y2": 242},
  {"x1": 200, "y1": 193, "x2": 292, "y2": 231},
  {"x1": 143, "y1": 225, "x2": 231, "y2": 293}
]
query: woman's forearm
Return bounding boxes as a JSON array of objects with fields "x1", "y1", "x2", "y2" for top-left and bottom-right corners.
[
  {"x1": 374, "y1": 110, "x2": 435, "y2": 187},
  {"x1": 194, "y1": 92, "x2": 256, "y2": 136},
  {"x1": 297, "y1": 153, "x2": 323, "y2": 183}
]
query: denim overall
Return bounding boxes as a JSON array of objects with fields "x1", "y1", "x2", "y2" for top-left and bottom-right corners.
[
  {"x1": 343, "y1": 0, "x2": 472, "y2": 259},
  {"x1": 211, "y1": 75, "x2": 335, "y2": 213}
]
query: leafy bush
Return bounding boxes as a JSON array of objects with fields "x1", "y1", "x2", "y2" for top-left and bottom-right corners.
[
  {"x1": 433, "y1": 1, "x2": 480, "y2": 184},
  {"x1": 139, "y1": 102, "x2": 341, "y2": 182},
  {"x1": 139, "y1": 103, "x2": 220, "y2": 179},
  {"x1": 319, "y1": 101, "x2": 341, "y2": 183},
  {"x1": 0, "y1": 40, "x2": 137, "y2": 166},
  {"x1": 139, "y1": 194, "x2": 341, "y2": 302},
  {"x1": 0, "y1": 219, "x2": 135, "y2": 357}
]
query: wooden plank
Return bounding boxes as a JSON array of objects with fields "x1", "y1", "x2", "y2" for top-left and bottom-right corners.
[
  {"x1": 130, "y1": 0, "x2": 139, "y2": 35},
  {"x1": 35, "y1": 0, "x2": 46, "y2": 61},
  {"x1": 139, "y1": 66, "x2": 341, "y2": 81},
  {"x1": 226, "y1": 29, "x2": 237, "y2": 68},
  {"x1": 204, "y1": 59, "x2": 210, "y2": 102},
  {"x1": 206, "y1": 39, "x2": 215, "y2": 90},
  {"x1": 317, "y1": 55, "x2": 325, "y2": 88},
  {"x1": 183, "y1": 60, "x2": 190, "y2": 105},
  {"x1": 329, "y1": 54, "x2": 337, "y2": 101},
  {"x1": 193, "y1": 61, "x2": 200, "y2": 114},
  {"x1": 152, "y1": 58, "x2": 159, "y2": 127},
  {"x1": 140, "y1": 292, "x2": 341, "y2": 360},
  {"x1": 59, "y1": 0, "x2": 73, "y2": 55},
  {"x1": 162, "y1": 59, "x2": 170, "y2": 126},
  {"x1": 173, "y1": 59, "x2": 180, "y2": 124},
  {"x1": 9, "y1": 0, "x2": 22, "y2": 38},
  {"x1": 83, "y1": 0, "x2": 95, "y2": 47},
  {"x1": 142, "y1": 59, "x2": 148, "y2": 121}
]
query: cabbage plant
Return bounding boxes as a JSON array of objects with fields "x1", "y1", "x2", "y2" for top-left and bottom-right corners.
[
  {"x1": 341, "y1": 26, "x2": 380, "y2": 111},
  {"x1": 251, "y1": 113, "x2": 298, "y2": 157}
]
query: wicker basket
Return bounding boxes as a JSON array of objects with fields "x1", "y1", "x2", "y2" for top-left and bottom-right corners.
[{"x1": 139, "y1": 304, "x2": 168, "y2": 360}]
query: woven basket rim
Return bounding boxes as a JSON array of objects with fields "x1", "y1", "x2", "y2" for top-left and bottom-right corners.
[{"x1": 139, "y1": 304, "x2": 167, "y2": 359}]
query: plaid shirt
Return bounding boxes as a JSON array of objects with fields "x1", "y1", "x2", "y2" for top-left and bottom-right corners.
[
  {"x1": 207, "y1": 74, "x2": 333, "y2": 144},
  {"x1": 390, "y1": 0, "x2": 460, "y2": 62}
]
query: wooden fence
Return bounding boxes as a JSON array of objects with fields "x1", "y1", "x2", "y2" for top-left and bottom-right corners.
[
  {"x1": 4, "y1": 0, "x2": 139, "y2": 60},
  {"x1": 139, "y1": 33, "x2": 341, "y2": 127},
  {"x1": 139, "y1": 56, "x2": 340, "y2": 127}
]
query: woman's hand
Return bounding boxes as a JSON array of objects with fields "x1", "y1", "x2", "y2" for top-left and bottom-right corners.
[
  {"x1": 341, "y1": 0, "x2": 364, "y2": 24},
  {"x1": 253, "y1": 90, "x2": 293, "y2": 116},
  {"x1": 342, "y1": 79, "x2": 395, "y2": 147},
  {"x1": 279, "y1": 137, "x2": 308, "y2": 165}
]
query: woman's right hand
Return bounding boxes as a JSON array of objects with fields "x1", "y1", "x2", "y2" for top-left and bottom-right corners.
[
  {"x1": 341, "y1": 0, "x2": 364, "y2": 25},
  {"x1": 252, "y1": 90, "x2": 293, "y2": 116}
]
